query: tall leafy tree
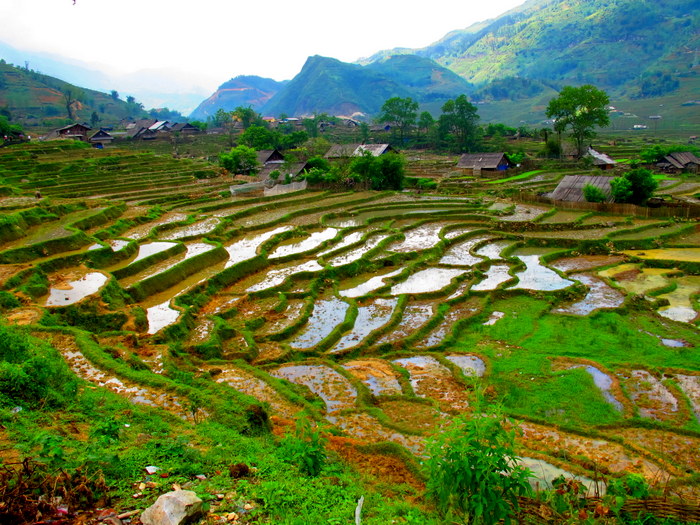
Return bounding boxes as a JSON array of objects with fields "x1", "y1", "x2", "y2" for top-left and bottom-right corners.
[
  {"x1": 439, "y1": 94, "x2": 481, "y2": 153},
  {"x1": 378, "y1": 97, "x2": 418, "y2": 144},
  {"x1": 219, "y1": 145, "x2": 259, "y2": 175},
  {"x1": 546, "y1": 85, "x2": 610, "y2": 157}
]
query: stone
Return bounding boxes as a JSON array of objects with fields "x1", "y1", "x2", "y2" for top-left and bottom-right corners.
[{"x1": 140, "y1": 490, "x2": 204, "y2": 525}]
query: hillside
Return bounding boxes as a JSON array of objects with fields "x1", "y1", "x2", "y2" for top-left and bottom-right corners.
[
  {"x1": 0, "y1": 60, "x2": 143, "y2": 129},
  {"x1": 260, "y1": 54, "x2": 473, "y2": 118},
  {"x1": 189, "y1": 75, "x2": 286, "y2": 120}
]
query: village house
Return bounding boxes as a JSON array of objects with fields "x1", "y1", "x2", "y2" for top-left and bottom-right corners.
[
  {"x1": 88, "y1": 129, "x2": 115, "y2": 148},
  {"x1": 586, "y1": 148, "x2": 616, "y2": 170},
  {"x1": 656, "y1": 151, "x2": 700, "y2": 174},
  {"x1": 457, "y1": 152, "x2": 512, "y2": 177},
  {"x1": 324, "y1": 143, "x2": 394, "y2": 159},
  {"x1": 43, "y1": 123, "x2": 91, "y2": 141},
  {"x1": 547, "y1": 174, "x2": 614, "y2": 202}
]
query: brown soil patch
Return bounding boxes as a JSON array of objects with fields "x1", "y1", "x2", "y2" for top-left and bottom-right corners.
[
  {"x1": 378, "y1": 400, "x2": 445, "y2": 433},
  {"x1": 616, "y1": 428, "x2": 700, "y2": 473},
  {"x1": 613, "y1": 269, "x2": 642, "y2": 281},
  {"x1": 0, "y1": 430, "x2": 21, "y2": 465},
  {"x1": 5, "y1": 307, "x2": 44, "y2": 326},
  {"x1": 0, "y1": 264, "x2": 30, "y2": 287},
  {"x1": 327, "y1": 435, "x2": 425, "y2": 493}
]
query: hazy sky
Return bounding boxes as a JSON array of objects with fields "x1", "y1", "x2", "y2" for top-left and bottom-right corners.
[{"x1": 1, "y1": 0, "x2": 527, "y2": 89}]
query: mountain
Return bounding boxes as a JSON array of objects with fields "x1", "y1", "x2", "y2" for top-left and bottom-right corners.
[
  {"x1": 189, "y1": 76, "x2": 285, "y2": 120},
  {"x1": 0, "y1": 60, "x2": 139, "y2": 127},
  {"x1": 260, "y1": 54, "x2": 473, "y2": 118},
  {"x1": 365, "y1": 0, "x2": 700, "y2": 97}
]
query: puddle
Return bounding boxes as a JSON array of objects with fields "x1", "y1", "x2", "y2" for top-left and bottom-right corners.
[
  {"x1": 88, "y1": 239, "x2": 130, "y2": 252},
  {"x1": 551, "y1": 255, "x2": 626, "y2": 273},
  {"x1": 519, "y1": 457, "x2": 603, "y2": 495},
  {"x1": 674, "y1": 375, "x2": 700, "y2": 422},
  {"x1": 333, "y1": 412, "x2": 425, "y2": 454},
  {"x1": 146, "y1": 300, "x2": 181, "y2": 334},
  {"x1": 326, "y1": 233, "x2": 391, "y2": 266},
  {"x1": 225, "y1": 226, "x2": 292, "y2": 267},
  {"x1": 440, "y1": 235, "x2": 491, "y2": 266},
  {"x1": 342, "y1": 359, "x2": 403, "y2": 396},
  {"x1": 269, "y1": 228, "x2": 338, "y2": 259},
  {"x1": 289, "y1": 297, "x2": 350, "y2": 350},
  {"x1": 443, "y1": 227, "x2": 478, "y2": 240},
  {"x1": 553, "y1": 274, "x2": 624, "y2": 315},
  {"x1": 339, "y1": 268, "x2": 402, "y2": 298},
  {"x1": 245, "y1": 260, "x2": 324, "y2": 293},
  {"x1": 475, "y1": 240, "x2": 513, "y2": 260},
  {"x1": 188, "y1": 317, "x2": 214, "y2": 345},
  {"x1": 415, "y1": 298, "x2": 481, "y2": 348},
  {"x1": 159, "y1": 217, "x2": 220, "y2": 240},
  {"x1": 498, "y1": 204, "x2": 549, "y2": 222},
  {"x1": 445, "y1": 354, "x2": 486, "y2": 377},
  {"x1": 45, "y1": 270, "x2": 109, "y2": 306},
  {"x1": 390, "y1": 268, "x2": 466, "y2": 295},
  {"x1": 131, "y1": 241, "x2": 179, "y2": 263},
  {"x1": 571, "y1": 365, "x2": 623, "y2": 411},
  {"x1": 622, "y1": 370, "x2": 678, "y2": 421},
  {"x1": 472, "y1": 264, "x2": 512, "y2": 291},
  {"x1": 257, "y1": 300, "x2": 306, "y2": 336},
  {"x1": 392, "y1": 355, "x2": 470, "y2": 411},
  {"x1": 271, "y1": 364, "x2": 357, "y2": 416},
  {"x1": 386, "y1": 222, "x2": 448, "y2": 252},
  {"x1": 330, "y1": 298, "x2": 398, "y2": 353},
  {"x1": 656, "y1": 276, "x2": 700, "y2": 323},
  {"x1": 483, "y1": 311, "x2": 505, "y2": 326},
  {"x1": 510, "y1": 255, "x2": 574, "y2": 291},
  {"x1": 376, "y1": 301, "x2": 435, "y2": 344}
]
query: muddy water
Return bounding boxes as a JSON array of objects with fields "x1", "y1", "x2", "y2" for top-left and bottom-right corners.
[
  {"x1": 446, "y1": 354, "x2": 486, "y2": 377},
  {"x1": 475, "y1": 240, "x2": 513, "y2": 260},
  {"x1": 188, "y1": 317, "x2": 214, "y2": 345},
  {"x1": 317, "y1": 229, "x2": 370, "y2": 257},
  {"x1": 333, "y1": 412, "x2": 426, "y2": 454},
  {"x1": 656, "y1": 275, "x2": 700, "y2": 323},
  {"x1": 571, "y1": 365, "x2": 623, "y2": 411},
  {"x1": 440, "y1": 234, "x2": 491, "y2": 266},
  {"x1": 551, "y1": 255, "x2": 625, "y2": 273},
  {"x1": 498, "y1": 204, "x2": 550, "y2": 222},
  {"x1": 674, "y1": 375, "x2": 700, "y2": 422},
  {"x1": 510, "y1": 255, "x2": 574, "y2": 291},
  {"x1": 376, "y1": 301, "x2": 435, "y2": 344},
  {"x1": 256, "y1": 300, "x2": 306, "y2": 337},
  {"x1": 131, "y1": 241, "x2": 179, "y2": 263},
  {"x1": 553, "y1": 273, "x2": 625, "y2": 315},
  {"x1": 390, "y1": 268, "x2": 466, "y2": 295},
  {"x1": 392, "y1": 356, "x2": 470, "y2": 411},
  {"x1": 119, "y1": 242, "x2": 217, "y2": 288},
  {"x1": 443, "y1": 227, "x2": 478, "y2": 240},
  {"x1": 339, "y1": 268, "x2": 403, "y2": 298},
  {"x1": 599, "y1": 264, "x2": 675, "y2": 295},
  {"x1": 622, "y1": 370, "x2": 678, "y2": 421},
  {"x1": 269, "y1": 228, "x2": 339, "y2": 259},
  {"x1": 342, "y1": 359, "x2": 403, "y2": 396},
  {"x1": 88, "y1": 239, "x2": 130, "y2": 252},
  {"x1": 159, "y1": 217, "x2": 220, "y2": 240},
  {"x1": 271, "y1": 364, "x2": 357, "y2": 416},
  {"x1": 289, "y1": 297, "x2": 350, "y2": 350},
  {"x1": 225, "y1": 226, "x2": 292, "y2": 267},
  {"x1": 472, "y1": 264, "x2": 512, "y2": 291},
  {"x1": 386, "y1": 222, "x2": 449, "y2": 252},
  {"x1": 330, "y1": 298, "x2": 398, "y2": 353},
  {"x1": 416, "y1": 298, "x2": 481, "y2": 348},
  {"x1": 213, "y1": 365, "x2": 300, "y2": 420},
  {"x1": 519, "y1": 457, "x2": 603, "y2": 495},
  {"x1": 245, "y1": 260, "x2": 324, "y2": 293},
  {"x1": 326, "y1": 233, "x2": 391, "y2": 266},
  {"x1": 121, "y1": 212, "x2": 188, "y2": 240},
  {"x1": 146, "y1": 300, "x2": 181, "y2": 334},
  {"x1": 45, "y1": 270, "x2": 109, "y2": 306}
]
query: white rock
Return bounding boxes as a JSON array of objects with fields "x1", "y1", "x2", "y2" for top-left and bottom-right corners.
[{"x1": 140, "y1": 490, "x2": 204, "y2": 525}]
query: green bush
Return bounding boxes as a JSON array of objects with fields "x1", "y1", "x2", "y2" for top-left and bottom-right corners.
[
  {"x1": 583, "y1": 183, "x2": 607, "y2": 203},
  {"x1": 278, "y1": 415, "x2": 327, "y2": 477}
]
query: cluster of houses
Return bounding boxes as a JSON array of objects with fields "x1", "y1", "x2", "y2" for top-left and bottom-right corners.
[{"x1": 41, "y1": 119, "x2": 201, "y2": 148}]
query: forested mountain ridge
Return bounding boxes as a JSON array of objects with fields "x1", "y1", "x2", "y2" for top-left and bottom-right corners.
[
  {"x1": 363, "y1": 0, "x2": 700, "y2": 99},
  {"x1": 189, "y1": 75, "x2": 286, "y2": 120},
  {"x1": 259, "y1": 54, "x2": 473, "y2": 118}
]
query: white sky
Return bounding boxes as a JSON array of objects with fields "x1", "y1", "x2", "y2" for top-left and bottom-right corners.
[{"x1": 1, "y1": 0, "x2": 527, "y2": 90}]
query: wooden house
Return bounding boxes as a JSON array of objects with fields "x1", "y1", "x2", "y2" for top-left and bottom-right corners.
[
  {"x1": 657, "y1": 152, "x2": 700, "y2": 174},
  {"x1": 88, "y1": 129, "x2": 114, "y2": 147},
  {"x1": 457, "y1": 152, "x2": 512, "y2": 177},
  {"x1": 586, "y1": 148, "x2": 616, "y2": 170},
  {"x1": 44, "y1": 123, "x2": 91, "y2": 141},
  {"x1": 325, "y1": 143, "x2": 362, "y2": 159},
  {"x1": 324, "y1": 143, "x2": 394, "y2": 159},
  {"x1": 169, "y1": 122, "x2": 200, "y2": 134},
  {"x1": 547, "y1": 175, "x2": 615, "y2": 202}
]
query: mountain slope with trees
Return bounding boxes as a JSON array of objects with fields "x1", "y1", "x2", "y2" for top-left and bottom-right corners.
[{"x1": 189, "y1": 75, "x2": 286, "y2": 120}]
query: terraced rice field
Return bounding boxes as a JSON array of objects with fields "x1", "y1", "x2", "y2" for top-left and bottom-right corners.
[{"x1": 1, "y1": 142, "x2": 699, "y2": 500}]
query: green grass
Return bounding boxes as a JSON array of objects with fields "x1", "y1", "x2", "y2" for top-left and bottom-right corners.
[{"x1": 485, "y1": 170, "x2": 544, "y2": 184}]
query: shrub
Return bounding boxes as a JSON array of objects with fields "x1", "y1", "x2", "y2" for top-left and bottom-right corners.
[
  {"x1": 583, "y1": 184, "x2": 607, "y2": 203},
  {"x1": 279, "y1": 415, "x2": 327, "y2": 477},
  {"x1": 426, "y1": 403, "x2": 532, "y2": 524},
  {"x1": 219, "y1": 145, "x2": 259, "y2": 175},
  {"x1": 611, "y1": 168, "x2": 658, "y2": 204}
]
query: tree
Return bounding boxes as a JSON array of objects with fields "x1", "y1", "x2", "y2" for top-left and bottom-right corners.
[
  {"x1": 545, "y1": 85, "x2": 610, "y2": 157},
  {"x1": 62, "y1": 87, "x2": 84, "y2": 121},
  {"x1": 610, "y1": 167, "x2": 658, "y2": 204},
  {"x1": 219, "y1": 145, "x2": 259, "y2": 175},
  {"x1": 349, "y1": 151, "x2": 405, "y2": 190},
  {"x1": 110, "y1": 90, "x2": 119, "y2": 101},
  {"x1": 90, "y1": 111, "x2": 100, "y2": 128},
  {"x1": 426, "y1": 402, "x2": 532, "y2": 524},
  {"x1": 438, "y1": 95, "x2": 481, "y2": 152},
  {"x1": 378, "y1": 96, "x2": 418, "y2": 144},
  {"x1": 583, "y1": 184, "x2": 607, "y2": 203},
  {"x1": 239, "y1": 125, "x2": 277, "y2": 150},
  {"x1": 233, "y1": 106, "x2": 260, "y2": 129}
]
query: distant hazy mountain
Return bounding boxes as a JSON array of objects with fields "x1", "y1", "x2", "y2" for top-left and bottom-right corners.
[
  {"x1": 0, "y1": 41, "x2": 212, "y2": 114},
  {"x1": 260, "y1": 54, "x2": 473, "y2": 117},
  {"x1": 189, "y1": 76, "x2": 285, "y2": 120}
]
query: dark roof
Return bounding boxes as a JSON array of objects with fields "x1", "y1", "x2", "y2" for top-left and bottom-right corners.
[
  {"x1": 548, "y1": 174, "x2": 615, "y2": 202},
  {"x1": 257, "y1": 149, "x2": 285, "y2": 164},
  {"x1": 325, "y1": 143, "x2": 362, "y2": 158},
  {"x1": 169, "y1": 122, "x2": 198, "y2": 132},
  {"x1": 457, "y1": 152, "x2": 509, "y2": 169},
  {"x1": 89, "y1": 130, "x2": 113, "y2": 140},
  {"x1": 666, "y1": 151, "x2": 700, "y2": 167}
]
